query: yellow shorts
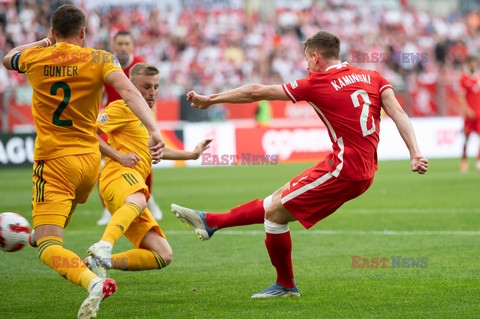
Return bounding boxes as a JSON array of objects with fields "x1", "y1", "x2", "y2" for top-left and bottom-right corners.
[
  {"x1": 32, "y1": 152, "x2": 101, "y2": 228},
  {"x1": 100, "y1": 167, "x2": 164, "y2": 247},
  {"x1": 99, "y1": 167, "x2": 150, "y2": 209},
  {"x1": 123, "y1": 207, "x2": 165, "y2": 248}
]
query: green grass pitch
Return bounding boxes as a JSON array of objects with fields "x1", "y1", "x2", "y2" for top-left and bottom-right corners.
[{"x1": 0, "y1": 158, "x2": 479, "y2": 318}]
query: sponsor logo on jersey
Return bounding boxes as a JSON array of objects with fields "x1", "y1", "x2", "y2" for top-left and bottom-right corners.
[
  {"x1": 290, "y1": 81, "x2": 298, "y2": 89},
  {"x1": 113, "y1": 56, "x2": 121, "y2": 68},
  {"x1": 98, "y1": 113, "x2": 109, "y2": 124}
]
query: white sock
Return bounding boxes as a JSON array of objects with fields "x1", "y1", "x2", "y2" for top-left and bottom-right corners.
[
  {"x1": 87, "y1": 277, "x2": 103, "y2": 293},
  {"x1": 263, "y1": 195, "x2": 273, "y2": 210},
  {"x1": 98, "y1": 240, "x2": 112, "y2": 248}
]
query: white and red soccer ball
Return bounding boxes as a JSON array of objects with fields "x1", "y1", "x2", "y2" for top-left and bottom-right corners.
[{"x1": 0, "y1": 212, "x2": 31, "y2": 252}]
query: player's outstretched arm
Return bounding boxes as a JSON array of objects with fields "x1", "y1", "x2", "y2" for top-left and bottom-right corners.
[
  {"x1": 96, "y1": 133, "x2": 140, "y2": 168},
  {"x1": 106, "y1": 71, "x2": 164, "y2": 163},
  {"x1": 186, "y1": 84, "x2": 289, "y2": 109},
  {"x1": 3, "y1": 29, "x2": 55, "y2": 70},
  {"x1": 381, "y1": 88, "x2": 428, "y2": 174},
  {"x1": 162, "y1": 139, "x2": 213, "y2": 160}
]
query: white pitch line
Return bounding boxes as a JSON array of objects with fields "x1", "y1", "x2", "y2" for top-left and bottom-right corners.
[
  {"x1": 165, "y1": 230, "x2": 480, "y2": 236},
  {"x1": 343, "y1": 208, "x2": 480, "y2": 214},
  {"x1": 76, "y1": 208, "x2": 480, "y2": 216}
]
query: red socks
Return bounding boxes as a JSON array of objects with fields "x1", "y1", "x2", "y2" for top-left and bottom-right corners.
[
  {"x1": 265, "y1": 231, "x2": 295, "y2": 288},
  {"x1": 204, "y1": 198, "x2": 295, "y2": 288},
  {"x1": 205, "y1": 199, "x2": 265, "y2": 229}
]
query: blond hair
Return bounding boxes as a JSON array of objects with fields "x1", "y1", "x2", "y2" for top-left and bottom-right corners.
[{"x1": 129, "y1": 63, "x2": 159, "y2": 82}]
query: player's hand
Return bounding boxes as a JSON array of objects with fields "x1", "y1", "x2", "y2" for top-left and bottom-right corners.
[
  {"x1": 411, "y1": 155, "x2": 428, "y2": 174},
  {"x1": 149, "y1": 130, "x2": 165, "y2": 164},
  {"x1": 191, "y1": 139, "x2": 213, "y2": 159},
  {"x1": 117, "y1": 153, "x2": 141, "y2": 168},
  {"x1": 186, "y1": 91, "x2": 212, "y2": 110}
]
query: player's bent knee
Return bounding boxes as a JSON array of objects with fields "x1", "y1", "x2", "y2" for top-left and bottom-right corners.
[
  {"x1": 140, "y1": 230, "x2": 173, "y2": 267},
  {"x1": 124, "y1": 191, "x2": 148, "y2": 211},
  {"x1": 151, "y1": 247, "x2": 173, "y2": 267},
  {"x1": 161, "y1": 251, "x2": 173, "y2": 266},
  {"x1": 265, "y1": 201, "x2": 296, "y2": 224}
]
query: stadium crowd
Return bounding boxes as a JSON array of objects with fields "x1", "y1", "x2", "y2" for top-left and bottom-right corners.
[{"x1": 1, "y1": 0, "x2": 480, "y2": 107}]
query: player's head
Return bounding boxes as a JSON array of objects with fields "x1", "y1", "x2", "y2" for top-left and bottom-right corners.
[
  {"x1": 303, "y1": 31, "x2": 340, "y2": 71},
  {"x1": 112, "y1": 31, "x2": 134, "y2": 65},
  {"x1": 130, "y1": 63, "x2": 159, "y2": 108},
  {"x1": 51, "y1": 5, "x2": 87, "y2": 45},
  {"x1": 465, "y1": 55, "x2": 478, "y2": 73}
]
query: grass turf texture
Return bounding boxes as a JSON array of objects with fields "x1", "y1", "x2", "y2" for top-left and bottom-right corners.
[{"x1": 0, "y1": 158, "x2": 479, "y2": 318}]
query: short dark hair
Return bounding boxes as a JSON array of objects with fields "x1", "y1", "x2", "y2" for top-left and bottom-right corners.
[
  {"x1": 113, "y1": 31, "x2": 133, "y2": 41},
  {"x1": 51, "y1": 5, "x2": 86, "y2": 38},
  {"x1": 303, "y1": 31, "x2": 340, "y2": 60}
]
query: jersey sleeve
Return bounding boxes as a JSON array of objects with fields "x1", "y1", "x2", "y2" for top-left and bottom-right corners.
[
  {"x1": 377, "y1": 72, "x2": 393, "y2": 94},
  {"x1": 101, "y1": 51, "x2": 123, "y2": 81},
  {"x1": 12, "y1": 46, "x2": 41, "y2": 73},
  {"x1": 96, "y1": 101, "x2": 128, "y2": 134},
  {"x1": 282, "y1": 78, "x2": 310, "y2": 103}
]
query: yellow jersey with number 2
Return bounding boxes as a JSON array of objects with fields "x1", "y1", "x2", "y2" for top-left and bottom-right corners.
[{"x1": 13, "y1": 42, "x2": 122, "y2": 160}]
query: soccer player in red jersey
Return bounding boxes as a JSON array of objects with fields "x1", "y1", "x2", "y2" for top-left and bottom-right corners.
[
  {"x1": 98, "y1": 31, "x2": 163, "y2": 225},
  {"x1": 458, "y1": 55, "x2": 480, "y2": 172},
  {"x1": 171, "y1": 31, "x2": 428, "y2": 298},
  {"x1": 103, "y1": 31, "x2": 146, "y2": 105}
]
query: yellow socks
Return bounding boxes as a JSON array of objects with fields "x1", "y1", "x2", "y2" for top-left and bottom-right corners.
[
  {"x1": 37, "y1": 236, "x2": 98, "y2": 291},
  {"x1": 110, "y1": 249, "x2": 166, "y2": 271},
  {"x1": 101, "y1": 202, "x2": 143, "y2": 244}
]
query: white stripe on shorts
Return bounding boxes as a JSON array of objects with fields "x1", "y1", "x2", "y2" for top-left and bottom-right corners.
[{"x1": 281, "y1": 171, "x2": 334, "y2": 205}]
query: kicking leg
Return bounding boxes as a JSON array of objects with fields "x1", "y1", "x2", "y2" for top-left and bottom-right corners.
[{"x1": 171, "y1": 182, "x2": 289, "y2": 239}]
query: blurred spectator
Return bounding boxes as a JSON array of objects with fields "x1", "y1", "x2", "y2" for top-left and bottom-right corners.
[{"x1": 2, "y1": 0, "x2": 480, "y2": 116}]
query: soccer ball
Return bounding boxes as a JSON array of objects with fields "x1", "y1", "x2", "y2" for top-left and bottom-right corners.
[{"x1": 0, "y1": 212, "x2": 31, "y2": 252}]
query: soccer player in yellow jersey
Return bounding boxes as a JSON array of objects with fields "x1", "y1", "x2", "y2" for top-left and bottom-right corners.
[
  {"x1": 2, "y1": 5, "x2": 164, "y2": 319},
  {"x1": 86, "y1": 63, "x2": 211, "y2": 276}
]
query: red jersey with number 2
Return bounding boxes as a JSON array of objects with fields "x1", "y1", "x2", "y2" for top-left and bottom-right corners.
[{"x1": 282, "y1": 62, "x2": 392, "y2": 181}]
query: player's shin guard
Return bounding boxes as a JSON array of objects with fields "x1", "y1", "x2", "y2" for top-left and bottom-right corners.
[
  {"x1": 205, "y1": 197, "x2": 269, "y2": 229},
  {"x1": 264, "y1": 220, "x2": 295, "y2": 289},
  {"x1": 110, "y1": 249, "x2": 167, "y2": 271},
  {"x1": 101, "y1": 202, "x2": 143, "y2": 244},
  {"x1": 37, "y1": 236, "x2": 98, "y2": 291}
]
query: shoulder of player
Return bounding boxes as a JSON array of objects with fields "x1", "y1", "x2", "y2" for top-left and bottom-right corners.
[
  {"x1": 19, "y1": 45, "x2": 49, "y2": 60},
  {"x1": 103, "y1": 100, "x2": 129, "y2": 114},
  {"x1": 89, "y1": 48, "x2": 119, "y2": 64},
  {"x1": 133, "y1": 55, "x2": 146, "y2": 63}
]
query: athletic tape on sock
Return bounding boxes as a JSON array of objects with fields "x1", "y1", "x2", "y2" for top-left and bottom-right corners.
[
  {"x1": 263, "y1": 195, "x2": 273, "y2": 210},
  {"x1": 264, "y1": 219, "x2": 289, "y2": 234}
]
